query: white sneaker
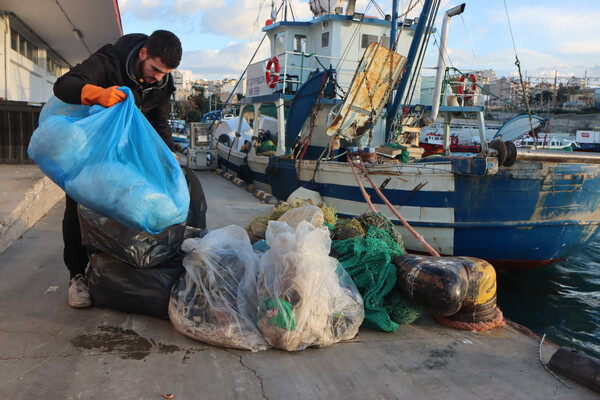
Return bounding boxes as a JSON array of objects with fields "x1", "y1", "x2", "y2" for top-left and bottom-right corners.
[{"x1": 68, "y1": 274, "x2": 92, "y2": 308}]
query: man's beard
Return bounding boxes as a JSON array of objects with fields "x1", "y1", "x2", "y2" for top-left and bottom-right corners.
[{"x1": 138, "y1": 59, "x2": 156, "y2": 84}]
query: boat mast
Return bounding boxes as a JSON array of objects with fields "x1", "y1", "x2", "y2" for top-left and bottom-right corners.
[{"x1": 389, "y1": 0, "x2": 398, "y2": 52}]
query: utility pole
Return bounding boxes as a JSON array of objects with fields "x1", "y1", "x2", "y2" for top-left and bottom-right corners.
[{"x1": 551, "y1": 70, "x2": 558, "y2": 109}]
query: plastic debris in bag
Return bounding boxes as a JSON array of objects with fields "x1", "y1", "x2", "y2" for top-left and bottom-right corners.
[
  {"x1": 169, "y1": 225, "x2": 270, "y2": 352},
  {"x1": 256, "y1": 220, "x2": 364, "y2": 351},
  {"x1": 27, "y1": 87, "x2": 189, "y2": 234},
  {"x1": 276, "y1": 205, "x2": 324, "y2": 229}
]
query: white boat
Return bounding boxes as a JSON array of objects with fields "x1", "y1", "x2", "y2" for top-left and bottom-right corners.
[
  {"x1": 214, "y1": 0, "x2": 600, "y2": 271},
  {"x1": 515, "y1": 135, "x2": 578, "y2": 151}
]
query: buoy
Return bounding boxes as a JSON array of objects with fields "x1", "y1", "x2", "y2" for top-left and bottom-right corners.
[{"x1": 392, "y1": 254, "x2": 505, "y2": 330}]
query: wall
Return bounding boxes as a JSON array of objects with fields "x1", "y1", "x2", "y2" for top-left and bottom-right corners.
[
  {"x1": 547, "y1": 113, "x2": 600, "y2": 134},
  {"x1": 1, "y1": 15, "x2": 67, "y2": 103}
]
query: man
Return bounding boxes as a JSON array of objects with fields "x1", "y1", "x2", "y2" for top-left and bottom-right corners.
[{"x1": 53, "y1": 30, "x2": 182, "y2": 308}]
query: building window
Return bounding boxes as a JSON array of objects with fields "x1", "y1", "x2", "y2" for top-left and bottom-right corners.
[
  {"x1": 10, "y1": 29, "x2": 39, "y2": 64},
  {"x1": 294, "y1": 34, "x2": 306, "y2": 53},
  {"x1": 10, "y1": 30, "x2": 17, "y2": 51},
  {"x1": 47, "y1": 58, "x2": 61, "y2": 77},
  {"x1": 321, "y1": 32, "x2": 329, "y2": 48}
]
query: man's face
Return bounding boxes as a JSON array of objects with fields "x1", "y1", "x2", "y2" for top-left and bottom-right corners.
[{"x1": 137, "y1": 47, "x2": 174, "y2": 84}]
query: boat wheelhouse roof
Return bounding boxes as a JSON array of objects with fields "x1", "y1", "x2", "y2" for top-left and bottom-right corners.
[{"x1": 263, "y1": 14, "x2": 409, "y2": 31}]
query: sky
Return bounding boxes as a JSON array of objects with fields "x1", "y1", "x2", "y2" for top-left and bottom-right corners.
[{"x1": 118, "y1": 0, "x2": 600, "y2": 82}]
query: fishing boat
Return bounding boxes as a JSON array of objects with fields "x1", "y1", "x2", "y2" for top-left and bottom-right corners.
[{"x1": 214, "y1": 0, "x2": 600, "y2": 271}]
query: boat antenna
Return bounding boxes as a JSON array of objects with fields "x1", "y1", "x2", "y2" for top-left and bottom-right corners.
[{"x1": 503, "y1": 0, "x2": 537, "y2": 143}]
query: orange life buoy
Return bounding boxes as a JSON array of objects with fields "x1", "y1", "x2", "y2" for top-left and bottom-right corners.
[
  {"x1": 265, "y1": 57, "x2": 280, "y2": 89},
  {"x1": 459, "y1": 73, "x2": 477, "y2": 101}
]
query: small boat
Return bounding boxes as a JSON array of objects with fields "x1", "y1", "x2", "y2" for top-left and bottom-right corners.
[
  {"x1": 515, "y1": 135, "x2": 578, "y2": 151},
  {"x1": 214, "y1": 0, "x2": 600, "y2": 271},
  {"x1": 419, "y1": 132, "x2": 480, "y2": 157}
]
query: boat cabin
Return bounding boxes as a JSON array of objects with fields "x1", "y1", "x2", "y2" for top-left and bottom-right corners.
[{"x1": 236, "y1": 3, "x2": 419, "y2": 158}]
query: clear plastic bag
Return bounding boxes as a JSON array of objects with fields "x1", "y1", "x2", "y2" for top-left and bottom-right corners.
[
  {"x1": 168, "y1": 225, "x2": 270, "y2": 352},
  {"x1": 256, "y1": 221, "x2": 364, "y2": 351},
  {"x1": 27, "y1": 87, "x2": 189, "y2": 234},
  {"x1": 276, "y1": 205, "x2": 324, "y2": 229}
]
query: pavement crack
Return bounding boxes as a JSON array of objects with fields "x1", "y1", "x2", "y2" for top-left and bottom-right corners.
[{"x1": 226, "y1": 349, "x2": 268, "y2": 400}]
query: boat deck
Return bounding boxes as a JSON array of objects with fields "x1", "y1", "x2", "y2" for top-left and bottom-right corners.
[{"x1": 0, "y1": 166, "x2": 596, "y2": 399}]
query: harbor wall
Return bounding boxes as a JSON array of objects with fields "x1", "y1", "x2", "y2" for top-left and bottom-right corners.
[{"x1": 546, "y1": 113, "x2": 600, "y2": 134}]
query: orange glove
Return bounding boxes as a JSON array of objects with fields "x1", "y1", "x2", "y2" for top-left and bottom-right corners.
[{"x1": 81, "y1": 84, "x2": 127, "y2": 107}]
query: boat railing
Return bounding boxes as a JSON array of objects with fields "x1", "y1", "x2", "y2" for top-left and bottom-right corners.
[{"x1": 272, "y1": 51, "x2": 360, "y2": 96}]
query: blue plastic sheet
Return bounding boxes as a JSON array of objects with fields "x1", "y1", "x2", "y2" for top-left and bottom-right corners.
[{"x1": 28, "y1": 87, "x2": 190, "y2": 234}]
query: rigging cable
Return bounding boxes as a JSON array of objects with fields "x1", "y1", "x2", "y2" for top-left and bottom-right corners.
[{"x1": 503, "y1": 0, "x2": 537, "y2": 142}]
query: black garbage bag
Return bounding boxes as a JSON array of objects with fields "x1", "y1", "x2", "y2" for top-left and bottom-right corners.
[
  {"x1": 79, "y1": 166, "x2": 208, "y2": 268},
  {"x1": 87, "y1": 252, "x2": 185, "y2": 319}
]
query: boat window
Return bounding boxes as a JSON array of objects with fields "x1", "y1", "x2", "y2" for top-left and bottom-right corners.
[
  {"x1": 274, "y1": 32, "x2": 285, "y2": 56},
  {"x1": 321, "y1": 32, "x2": 329, "y2": 48},
  {"x1": 361, "y1": 34, "x2": 378, "y2": 48},
  {"x1": 294, "y1": 35, "x2": 307, "y2": 53}
]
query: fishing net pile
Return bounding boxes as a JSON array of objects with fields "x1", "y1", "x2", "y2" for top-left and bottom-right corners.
[{"x1": 331, "y1": 212, "x2": 421, "y2": 331}]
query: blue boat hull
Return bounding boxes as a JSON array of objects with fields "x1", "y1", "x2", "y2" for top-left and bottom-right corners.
[{"x1": 218, "y1": 146, "x2": 600, "y2": 271}]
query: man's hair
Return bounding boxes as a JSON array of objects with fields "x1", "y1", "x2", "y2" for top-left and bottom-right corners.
[{"x1": 145, "y1": 30, "x2": 182, "y2": 69}]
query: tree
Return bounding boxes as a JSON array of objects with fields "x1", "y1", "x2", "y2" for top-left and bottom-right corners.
[
  {"x1": 172, "y1": 101, "x2": 185, "y2": 120},
  {"x1": 186, "y1": 109, "x2": 203, "y2": 122},
  {"x1": 189, "y1": 87, "x2": 208, "y2": 114}
]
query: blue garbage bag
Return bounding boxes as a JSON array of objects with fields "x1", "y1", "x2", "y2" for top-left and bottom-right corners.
[{"x1": 28, "y1": 86, "x2": 190, "y2": 234}]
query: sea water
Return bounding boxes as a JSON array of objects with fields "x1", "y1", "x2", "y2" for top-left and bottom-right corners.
[{"x1": 496, "y1": 235, "x2": 600, "y2": 359}]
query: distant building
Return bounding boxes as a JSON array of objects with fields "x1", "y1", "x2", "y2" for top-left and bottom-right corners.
[
  {"x1": 485, "y1": 77, "x2": 527, "y2": 109},
  {"x1": 172, "y1": 70, "x2": 194, "y2": 102},
  {"x1": 564, "y1": 89, "x2": 594, "y2": 110}
]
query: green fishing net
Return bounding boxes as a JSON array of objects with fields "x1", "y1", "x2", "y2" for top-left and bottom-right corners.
[
  {"x1": 257, "y1": 141, "x2": 277, "y2": 153},
  {"x1": 332, "y1": 213, "x2": 420, "y2": 332}
]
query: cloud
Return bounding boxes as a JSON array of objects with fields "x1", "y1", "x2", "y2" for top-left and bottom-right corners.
[
  {"x1": 170, "y1": 0, "x2": 224, "y2": 15},
  {"x1": 180, "y1": 40, "x2": 270, "y2": 78},
  {"x1": 558, "y1": 41, "x2": 600, "y2": 56},
  {"x1": 120, "y1": 0, "x2": 222, "y2": 21}
]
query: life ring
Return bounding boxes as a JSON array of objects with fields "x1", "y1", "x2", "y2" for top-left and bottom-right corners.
[
  {"x1": 265, "y1": 57, "x2": 280, "y2": 89},
  {"x1": 458, "y1": 73, "x2": 477, "y2": 101}
]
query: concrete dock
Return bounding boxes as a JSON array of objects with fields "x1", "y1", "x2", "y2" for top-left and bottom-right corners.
[{"x1": 0, "y1": 165, "x2": 596, "y2": 399}]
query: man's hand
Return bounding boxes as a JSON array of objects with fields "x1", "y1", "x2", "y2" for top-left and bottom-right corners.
[{"x1": 81, "y1": 84, "x2": 127, "y2": 107}]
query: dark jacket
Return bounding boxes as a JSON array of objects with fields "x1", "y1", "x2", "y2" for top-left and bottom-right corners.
[{"x1": 53, "y1": 34, "x2": 175, "y2": 150}]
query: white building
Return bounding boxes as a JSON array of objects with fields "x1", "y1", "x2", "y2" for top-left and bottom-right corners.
[
  {"x1": 172, "y1": 69, "x2": 195, "y2": 102},
  {"x1": 0, "y1": 1, "x2": 122, "y2": 103}
]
